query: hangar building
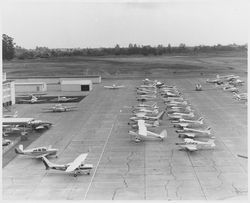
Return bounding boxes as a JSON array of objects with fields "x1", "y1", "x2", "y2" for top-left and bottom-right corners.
[
  {"x1": 60, "y1": 80, "x2": 92, "y2": 91},
  {"x1": 15, "y1": 82, "x2": 47, "y2": 93},
  {"x1": 2, "y1": 72, "x2": 16, "y2": 107}
]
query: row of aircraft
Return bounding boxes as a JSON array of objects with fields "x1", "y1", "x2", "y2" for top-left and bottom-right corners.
[
  {"x1": 129, "y1": 78, "x2": 216, "y2": 151},
  {"x1": 128, "y1": 79, "x2": 167, "y2": 142},
  {"x1": 207, "y1": 74, "x2": 247, "y2": 103},
  {"x1": 162, "y1": 84, "x2": 216, "y2": 151}
]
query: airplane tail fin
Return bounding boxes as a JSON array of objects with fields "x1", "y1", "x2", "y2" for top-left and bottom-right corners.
[
  {"x1": 41, "y1": 156, "x2": 52, "y2": 170},
  {"x1": 159, "y1": 130, "x2": 167, "y2": 139},
  {"x1": 15, "y1": 145, "x2": 24, "y2": 154},
  {"x1": 157, "y1": 111, "x2": 165, "y2": 120}
]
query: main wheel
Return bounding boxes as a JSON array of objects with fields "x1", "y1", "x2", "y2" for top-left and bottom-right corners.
[{"x1": 74, "y1": 174, "x2": 77, "y2": 177}]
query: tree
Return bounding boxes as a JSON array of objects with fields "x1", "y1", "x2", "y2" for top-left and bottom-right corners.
[{"x1": 2, "y1": 34, "x2": 15, "y2": 60}]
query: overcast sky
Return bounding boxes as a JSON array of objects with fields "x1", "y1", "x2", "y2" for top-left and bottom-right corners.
[{"x1": 1, "y1": 0, "x2": 248, "y2": 49}]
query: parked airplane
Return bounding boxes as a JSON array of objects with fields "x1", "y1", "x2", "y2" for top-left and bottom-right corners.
[
  {"x1": 133, "y1": 108, "x2": 159, "y2": 115},
  {"x1": 176, "y1": 127, "x2": 211, "y2": 135},
  {"x1": 233, "y1": 92, "x2": 247, "y2": 101},
  {"x1": 42, "y1": 104, "x2": 78, "y2": 112},
  {"x1": 2, "y1": 138, "x2": 12, "y2": 146},
  {"x1": 178, "y1": 132, "x2": 215, "y2": 139},
  {"x1": 41, "y1": 153, "x2": 93, "y2": 176},
  {"x1": 176, "y1": 138, "x2": 215, "y2": 151},
  {"x1": 216, "y1": 74, "x2": 239, "y2": 81},
  {"x1": 229, "y1": 79, "x2": 244, "y2": 86},
  {"x1": 29, "y1": 120, "x2": 53, "y2": 130},
  {"x1": 130, "y1": 120, "x2": 160, "y2": 129},
  {"x1": 167, "y1": 106, "x2": 192, "y2": 114},
  {"x1": 222, "y1": 85, "x2": 239, "y2": 93},
  {"x1": 18, "y1": 95, "x2": 46, "y2": 104},
  {"x1": 51, "y1": 96, "x2": 78, "y2": 102},
  {"x1": 128, "y1": 120, "x2": 167, "y2": 142},
  {"x1": 173, "y1": 117, "x2": 204, "y2": 128},
  {"x1": 3, "y1": 111, "x2": 18, "y2": 118},
  {"x1": 130, "y1": 111, "x2": 165, "y2": 122},
  {"x1": 168, "y1": 112, "x2": 194, "y2": 120},
  {"x1": 15, "y1": 144, "x2": 58, "y2": 158},
  {"x1": 104, "y1": 84, "x2": 125, "y2": 89},
  {"x1": 132, "y1": 102, "x2": 158, "y2": 109}
]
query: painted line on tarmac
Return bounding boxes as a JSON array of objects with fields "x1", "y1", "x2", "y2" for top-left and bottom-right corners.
[{"x1": 83, "y1": 118, "x2": 116, "y2": 200}]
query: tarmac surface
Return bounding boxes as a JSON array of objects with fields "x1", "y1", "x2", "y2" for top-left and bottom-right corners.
[{"x1": 2, "y1": 78, "x2": 248, "y2": 200}]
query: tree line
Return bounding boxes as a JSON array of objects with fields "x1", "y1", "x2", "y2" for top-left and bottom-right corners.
[{"x1": 2, "y1": 34, "x2": 247, "y2": 60}]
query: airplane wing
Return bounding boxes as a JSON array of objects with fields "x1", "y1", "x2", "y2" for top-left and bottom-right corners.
[
  {"x1": 135, "y1": 112, "x2": 146, "y2": 117},
  {"x1": 65, "y1": 153, "x2": 88, "y2": 172},
  {"x1": 34, "y1": 153, "x2": 50, "y2": 158},
  {"x1": 138, "y1": 120, "x2": 147, "y2": 136}
]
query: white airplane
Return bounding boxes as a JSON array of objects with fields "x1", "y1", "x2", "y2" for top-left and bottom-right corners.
[
  {"x1": 104, "y1": 84, "x2": 125, "y2": 89},
  {"x1": 18, "y1": 95, "x2": 46, "y2": 104},
  {"x1": 178, "y1": 132, "x2": 215, "y2": 139},
  {"x1": 51, "y1": 96, "x2": 78, "y2": 102},
  {"x1": 173, "y1": 117, "x2": 204, "y2": 128},
  {"x1": 216, "y1": 74, "x2": 239, "y2": 81},
  {"x1": 133, "y1": 110, "x2": 159, "y2": 118},
  {"x1": 233, "y1": 92, "x2": 247, "y2": 101},
  {"x1": 133, "y1": 108, "x2": 159, "y2": 115},
  {"x1": 161, "y1": 91, "x2": 181, "y2": 98},
  {"x1": 41, "y1": 153, "x2": 93, "y2": 176},
  {"x1": 167, "y1": 106, "x2": 192, "y2": 114},
  {"x1": 168, "y1": 112, "x2": 195, "y2": 120},
  {"x1": 172, "y1": 116, "x2": 204, "y2": 124},
  {"x1": 176, "y1": 138, "x2": 215, "y2": 151},
  {"x1": 130, "y1": 111, "x2": 165, "y2": 122},
  {"x1": 128, "y1": 120, "x2": 167, "y2": 142},
  {"x1": 2, "y1": 138, "x2": 12, "y2": 146},
  {"x1": 229, "y1": 79, "x2": 244, "y2": 86},
  {"x1": 130, "y1": 120, "x2": 160, "y2": 129},
  {"x1": 3, "y1": 111, "x2": 18, "y2": 118},
  {"x1": 29, "y1": 120, "x2": 53, "y2": 130},
  {"x1": 137, "y1": 94, "x2": 157, "y2": 99},
  {"x1": 15, "y1": 144, "x2": 58, "y2": 158},
  {"x1": 42, "y1": 104, "x2": 78, "y2": 112},
  {"x1": 176, "y1": 126, "x2": 211, "y2": 135},
  {"x1": 2, "y1": 125, "x2": 24, "y2": 135},
  {"x1": 162, "y1": 97, "x2": 185, "y2": 103},
  {"x1": 222, "y1": 85, "x2": 239, "y2": 93},
  {"x1": 166, "y1": 101, "x2": 188, "y2": 107}
]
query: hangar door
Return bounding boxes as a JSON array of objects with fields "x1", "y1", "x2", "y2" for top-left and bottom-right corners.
[{"x1": 81, "y1": 85, "x2": 89, "y2": 91}]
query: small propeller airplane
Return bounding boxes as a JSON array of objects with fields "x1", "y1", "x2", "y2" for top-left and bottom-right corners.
[
  {"x1": 133, "y1": 108, "x2": 159, "y2": 115},
  {"x1": 176, "y1": 138, "x2": 215, "y2": 151},
  {"x1": 173, "y1": 118, "x2": 204, "y2": 129},
  {"x1": 41, "y1": 153, "x2": 93, "y2": 177},
  {"x1": 42, "y1": 104, "x2": 78, "y2": 112},
  {"x1": 15, "y1": 144, "x2": 58, "y2": 158},
  {"x1": 128, "y1": 120, "x2": 167, "y2": 142},
  {"x1": 229, "y1": 79, "x2": 244, "y2": 86},
  {"x1": 130, "y1": 111, "x2": 165, "y2": 122},
  {"x1": 18, "y1": 95, "x2": 46, "y2": 104},
  {"x1": 222, "y1": 85, "x2": 239, "y2": 93},
  {"x1": 129, "y1": 120, "x2": 160, "y2": 129},
  {"x1": 51, "y1": 96, "x2": 78, "y2": 102},
  {"x1": 176, "y1": 126, "x2": 211, "y2": 135},
  {"x1": 167, "y1": 106, "x2": 192, "y2": 114},
  {"x1": 132, "y1": 103, "x2": 158, "y2": 111},
  {"x1": 195, "y1": 84, "x2": 202, "y2": 91},
  {"x1": 3, "y1": 111, "x2": 18, "y2": 118},
  {"x1": 29, "y1": 120, "x2": 53, "y2": 130},
  {"x1": 162, "y1": 97, "x2": 185, "y2": 102},
  {"x1": 104, "y1": 84, "x2": 125, "y2": 89},
  {"x1": 168, "y1": 111, "x2": 194, "y2": 120},
  {"x1": 2, "y1": 138, "x2": 12, "y2": 146}
]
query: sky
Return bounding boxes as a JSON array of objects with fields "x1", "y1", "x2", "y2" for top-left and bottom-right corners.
[{"x1": 1, "y1": 0, "x2": 249, "y2": 49}]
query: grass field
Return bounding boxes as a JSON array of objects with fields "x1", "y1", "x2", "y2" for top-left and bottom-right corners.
[{"x1": 3, "y1": 51, "x2": 247, "y2": 79}]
